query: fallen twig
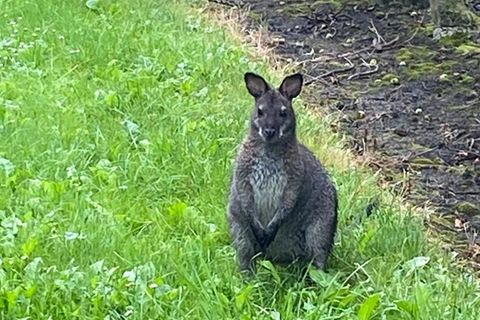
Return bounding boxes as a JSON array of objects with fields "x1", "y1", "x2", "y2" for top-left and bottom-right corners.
[
  {"x1": 369, "y1": 19, "x2": 386, "y2": 46},
  {"x1": 338, "y1": 20, "x2": 400, "y2": 59},
  {"x1": 208, "y1": 0, "x2": 245, "y2": 8},
  {"x1": 398, "y1": 14, "x2": 426, "y2": 46},
  {"x1": 338, "y1": 47, "x2": 370, "y2": 59},
  {"x1": 297, "y1": 54, "x2": 326, "y2": 64},
  {"x1": 327, "y1": 27, "x2": 337, "y2": 39},
  {"x1": 448, "y1": 189, "x2": 480, "y2": 196},
  {"x1": 304, "y1": 60, "x2": 355, "y2": 85},
  {"x1": 347, "y1": 64, "x2": 379, "y2": 80},
  {"x1": 337, "y1": 34, "x2": 399, "y2": 59},
  {"x1": 376, "y1": 35, "x2": 400, "y2": 50},
  {"x1": 404, "y1": 145, "x2": 440, "y2": 162}
]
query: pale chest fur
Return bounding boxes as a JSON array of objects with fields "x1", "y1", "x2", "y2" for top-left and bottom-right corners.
[{"x1": 249, "y1": 155, "x2": 287, "y2": 227}]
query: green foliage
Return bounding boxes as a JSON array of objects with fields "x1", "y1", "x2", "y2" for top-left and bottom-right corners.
[
  {"x1": 0, "y1": 0, "x2": 479, "y2": 319},
  {"x1": 358, "y1": 293, "x2": 381, "y2": 320}
]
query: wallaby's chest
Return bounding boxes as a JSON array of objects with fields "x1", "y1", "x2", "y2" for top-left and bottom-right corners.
[{"x1": 249, "y1": 156, "x2": 287, "y2": 226}]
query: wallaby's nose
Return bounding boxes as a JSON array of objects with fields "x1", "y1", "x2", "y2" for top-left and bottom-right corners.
[{"x1": 264, "y1": 128, "x2": 276, "y2": 138}]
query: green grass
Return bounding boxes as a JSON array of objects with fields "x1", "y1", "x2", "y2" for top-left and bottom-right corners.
[{"x1": 0, "y1": 0, "x2": 479, "y2": 319}]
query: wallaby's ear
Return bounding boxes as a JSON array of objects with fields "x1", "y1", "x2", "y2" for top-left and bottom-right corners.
[
  {"x1": 279, "y1": 73, "x2": 303, "y2": 100},
  {"x1": 244, "y1": 72, "x2": 270, "y2": 98}
]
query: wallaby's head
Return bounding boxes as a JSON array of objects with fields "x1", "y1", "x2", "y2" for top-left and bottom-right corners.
[{"x1": 244, "y1": 72, "x2": 303, "y2": 144}]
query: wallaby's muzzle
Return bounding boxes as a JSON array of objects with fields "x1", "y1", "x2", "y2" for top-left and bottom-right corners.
[{"x1": 263, "y1": 128, "x2": 276, "y2": 139}]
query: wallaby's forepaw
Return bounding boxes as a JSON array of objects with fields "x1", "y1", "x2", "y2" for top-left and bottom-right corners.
[
  {"x1": 240, "y1": 267, "x2": 255, "y2": 278},
  {"x1": 239, "y1": 259, "x2": 256, "y2": 276},
  {"x1": 313, "y1": 260, "x2": 326, "y2": 271},
  {"x1": 252, "y1": 224, "x2": 268, "y2": 248},
  {"x1": 253, "y1": 227, "x2": 276, "y2": 250},
  {"x1": 262, "y1": 223, "x2": 279, "y2": 248}
]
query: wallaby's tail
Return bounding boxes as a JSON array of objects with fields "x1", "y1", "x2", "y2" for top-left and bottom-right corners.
[{"x1": 365, "y1": 198, "x2": 380, "y2": 217}]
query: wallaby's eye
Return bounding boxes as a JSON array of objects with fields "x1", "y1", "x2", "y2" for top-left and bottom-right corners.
[
  {"x1": 257, "y1": 109, "x2": 264, "y2": 117},
  {"x1": 280, "y1": 110, "x2": 287, "y2": 118}
]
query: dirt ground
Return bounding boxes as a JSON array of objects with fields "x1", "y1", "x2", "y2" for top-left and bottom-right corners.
[{"x1": 211, "y1": 0, "x2": 480, "y2": 267}]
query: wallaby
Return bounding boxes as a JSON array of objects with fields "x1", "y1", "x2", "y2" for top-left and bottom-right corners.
[{"x1": 227, "y1": 72, "x2": 338, "y2": 274}]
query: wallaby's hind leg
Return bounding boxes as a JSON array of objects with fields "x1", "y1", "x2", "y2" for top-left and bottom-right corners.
[
  {"x1": 305, "y1": 212, "x2": 337, "y2": 271},
  {"x1": 229, "y1": 217, "x2": 259, "y2": 273}
]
